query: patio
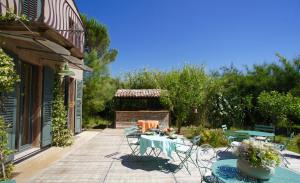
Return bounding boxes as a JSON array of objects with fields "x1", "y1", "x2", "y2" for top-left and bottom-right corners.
[{"x1": 15, "y1": 129, "x2": 300, "y2": 183}]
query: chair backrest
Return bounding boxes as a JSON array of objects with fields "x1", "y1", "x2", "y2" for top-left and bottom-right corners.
[
  {"x1": 286, "y1": 132, "x2": 295, "y2": 146},
  {"x1": 254, "y1": 124, "x2": 275, "y2": 133},
  {"x1": 234, "y1": 132, "x2": 250, "y2": 142},
  {"x1": 192, "y1": 135, "x2": 201, "y2": 145},
  {"x1": 124, "y1": 126, "x2": 139, "y2": 135},
  {"x1": 290, "y1": 132, "x2": 295, "y2": 139},
  {"x1": 221, "y1": 125, "x2": 227, "y2": 132}
]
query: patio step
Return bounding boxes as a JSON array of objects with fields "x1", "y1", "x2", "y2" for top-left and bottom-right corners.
[{"x1": 115, "y1": 121, "x2": 135, "y2": 128}]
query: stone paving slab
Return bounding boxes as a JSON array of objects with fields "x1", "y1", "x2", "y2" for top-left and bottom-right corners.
[
  {"x1": 28, "y1": 128, "x2": 300, "y2": 183},
  {"x1": 29, "y1": 129, "x2": 203, "y2": 183}
]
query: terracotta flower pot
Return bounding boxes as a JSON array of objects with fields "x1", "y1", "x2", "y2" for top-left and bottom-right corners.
[{"x1": 237, "y1": 159, "x2": 275, "y2": 180}]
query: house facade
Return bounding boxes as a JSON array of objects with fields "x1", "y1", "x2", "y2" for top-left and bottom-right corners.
[{"x1": 0, "y1": 0, "x2": 85, "y2": 160}]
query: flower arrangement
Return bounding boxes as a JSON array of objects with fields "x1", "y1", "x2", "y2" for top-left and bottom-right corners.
[{"x1": 234, "y1": 140, "x2": 281, "y2": 168}]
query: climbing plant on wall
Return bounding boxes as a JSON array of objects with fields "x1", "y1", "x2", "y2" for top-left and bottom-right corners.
[
  {"x1": 0, "y1": 48, "x2": 19, "y2": 180},
  {"x1": 0, "y1": 10, "x2": 28, "y2": 22},
  {"x1": 0, "y1": 117, "x2": 14, "y2": 181},
  {"x1": 0, "y1": 49, "x2": 19, "y2": 94},
  {"x1": 51, "y1": 68, "x2": 73, "y2": 147}
]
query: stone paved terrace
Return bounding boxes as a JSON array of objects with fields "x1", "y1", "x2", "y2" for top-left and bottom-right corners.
[{"x1": 14, "y1": 129, "x2": 300, "y2": 183}]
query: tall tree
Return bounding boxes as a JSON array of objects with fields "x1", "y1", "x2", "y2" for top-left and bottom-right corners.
[{"x1": 80, "y1": 14, "x2": 118, "y2": 127}]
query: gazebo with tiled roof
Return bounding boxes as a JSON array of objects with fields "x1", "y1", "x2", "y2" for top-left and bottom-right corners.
[{"x1": 114, "y1": 89, "x2": 170, "y2": 128}]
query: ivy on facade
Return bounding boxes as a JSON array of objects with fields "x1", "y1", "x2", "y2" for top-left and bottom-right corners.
[
  {"x1": 0, "y1": 48, "x2": 18, "y2": 180},
  {"x1": 0, "y1": 117, "x2": 14, "y2": 181},
  {"x1": 51, "y1": 68, "x2": 73, "y2": 147}
]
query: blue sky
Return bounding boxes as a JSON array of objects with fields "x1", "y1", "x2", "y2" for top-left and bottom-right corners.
[{"x1": 75, "y1": 0, "x2": 300, "y2": 76}]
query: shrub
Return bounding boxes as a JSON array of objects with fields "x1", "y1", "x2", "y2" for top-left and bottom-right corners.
[
  {"x1": 199, "y1": 128, "x2": 228, "y2": 147},
  {"x1": 206, "y1": 92, "x2": 246, "y2": 128},
  {"x1": 83, "y1": 116, "x2": 112, "y2": 129},
  {"x1": 258, "y1": 91, "x2": 300, "y2": 133},
  {"x1": 180, "y1": 126, "x2": 228, "y2": 147},
  {"x1": 294, "y1": 134, "x2": 300, "y2": 153}
]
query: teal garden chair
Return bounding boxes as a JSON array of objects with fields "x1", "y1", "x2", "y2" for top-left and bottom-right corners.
[
  {"x1": 224, "y1": 132, "x2": 250, "y2": 152},
  {"x1": 124, "y1": 126, "x2": 141, "y2": 156},
  {"x1": 274, "y1": 132, "x2": 295, "y2": 167},
  {"x1": 175, "y1": 135, "x2": 201, "y2": 175}
]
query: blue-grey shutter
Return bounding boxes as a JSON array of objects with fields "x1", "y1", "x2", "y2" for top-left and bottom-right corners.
[
  {"x1": 75, "y1": 80, "x2": 83, "y2": 133},
  {"x1": 22, "y1": 0, "x2": 42, "y2": 20},
  {"x1": 41, "y1": 66, "x2": 54, "y2": 147},
  {"x1": 0, "y1": 91, "x2": 17, "y2": 161}
]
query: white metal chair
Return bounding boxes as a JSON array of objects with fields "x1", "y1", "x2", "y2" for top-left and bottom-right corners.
[{"x1": 221, "y1": 124, "x2": 227, "y2": 132}]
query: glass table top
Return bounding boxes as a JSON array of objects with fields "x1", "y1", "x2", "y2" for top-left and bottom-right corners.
[{"x1": 212, "y1": 159, "x2": 300, "y2": 183}]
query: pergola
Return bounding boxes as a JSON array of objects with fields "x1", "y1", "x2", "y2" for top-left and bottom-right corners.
[{"x1": 114, "y1": 89, "x2": 170, "y2": 128}]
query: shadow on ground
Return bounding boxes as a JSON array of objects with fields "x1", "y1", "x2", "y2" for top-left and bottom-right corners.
[
  {"x1": 117, "y1": 154, "x2": 181, "y2": 174},
  {"x1": 283, "y1": 153, "x2": 300, "y2": 159}
]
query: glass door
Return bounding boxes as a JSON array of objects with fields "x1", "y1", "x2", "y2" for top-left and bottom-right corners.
[{"x1": 16, "y1": 62, "x2": 33, "y2": 151}]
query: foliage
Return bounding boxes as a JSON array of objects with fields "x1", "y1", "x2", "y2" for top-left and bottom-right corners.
[
  {"x1": 205, "y1": 91, "x2": 247, "y2": 128},
  {"x1": 180, "y1": 126, "x2": 202, "y2": 139},
  {"x1": 0, "y1": 49, "x2": 19, "y2": 94},
  {"x1": 81, "y1": 14, "x2": 116, "y2": 55},
  {"x1": 0, "y1": 48, "x2": 18, "y2": 180},
  {"x1": 234, "y1": 140, "x2": 281, "y2": 168},
  {"x1": 51, "y1": 71, "x2": 73, "y2": 147},
  {"x1": 0, "y1": 10, "x2": 28, "y2": 22},
  {"x1": 204, "y1": 66, "x2": 255, "y2": 129},
  {"x1": 123, "y1": 69, "x2": 161, "y2": 89},
  {"x1": 159, "y1": 65, "x2": 208, "y2": 133},
  {"x1": 0, "y1": 117, "x2": 13, "y2": 180},
  {"x1": 82, "y1": 50, "x2": 118, "y2": 123},
  {"x1": 258, "y1": 91, "x2": 300, "y2": 131},
  {"x1": 294, "y1": 134, "x2": 300, "y2": 153},
  {"x1": 83, "y1": 116, "x2": 112, "y2": 129},
  {"x1": 81, "y1": 14, "x2": 118, "y2": 125},
  {"x1": 124, "y1": 65, "x2": 207, "y2": 133},
  {"x1": 180, "y1": 126, "x2": 227, "y2": 147},
  {"x1": 199, "y1": 128, "x2": 228, "y2": 147}
]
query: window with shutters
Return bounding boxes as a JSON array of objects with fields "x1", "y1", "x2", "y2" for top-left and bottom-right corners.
[{"x1": 23, "y1": 0, "x2": 38, "y2": 20}]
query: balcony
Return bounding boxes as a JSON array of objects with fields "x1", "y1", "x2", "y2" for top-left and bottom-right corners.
[{"x1": 0, "y1": 0, "x2": 84, "y2": 57}]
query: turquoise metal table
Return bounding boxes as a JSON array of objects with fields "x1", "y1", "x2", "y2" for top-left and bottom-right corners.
[
  {"x1": 212, "y1": 159, "x2": 300, "y2": 183},
  {"x1": 139, "y1": 134, "x2": 180, "y2": 159},
  {"x1": 235, "y1": 130, "x2": 274, "y2": 137}
]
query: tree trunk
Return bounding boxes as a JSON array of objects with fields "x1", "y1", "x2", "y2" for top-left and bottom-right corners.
[{"x1": 176, "y1": 120, "x2": 182, "y2": 134}]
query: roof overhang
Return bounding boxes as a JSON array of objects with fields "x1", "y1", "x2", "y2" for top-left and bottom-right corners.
[
  {"x1": 0, "y1": 22, "x2": 84, "y2": 58},
  {"x1": 115, "y1": 89, "x2": 166, "y2": 98},
  {"x1": 0, "y1": 30, "x2": 90, "y2": 71}
]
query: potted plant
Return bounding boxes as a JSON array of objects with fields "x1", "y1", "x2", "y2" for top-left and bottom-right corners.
[{"x1": 233, "y1": 140, "x2": 281, "y2": 180}]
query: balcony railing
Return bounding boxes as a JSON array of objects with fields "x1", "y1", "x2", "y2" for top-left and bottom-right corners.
[{"x1": 0, "y1": 0, "x2": 84, "y2": 53}]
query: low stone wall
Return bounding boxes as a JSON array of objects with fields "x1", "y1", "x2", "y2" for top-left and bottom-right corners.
[{"x1": 115, "y1": 110, "x2": 170, "y2": 128}]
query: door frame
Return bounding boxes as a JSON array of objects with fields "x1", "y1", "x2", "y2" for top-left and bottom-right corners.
[{"x1": 15, "y1": 62, "x2": 35, "y2": 152}]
